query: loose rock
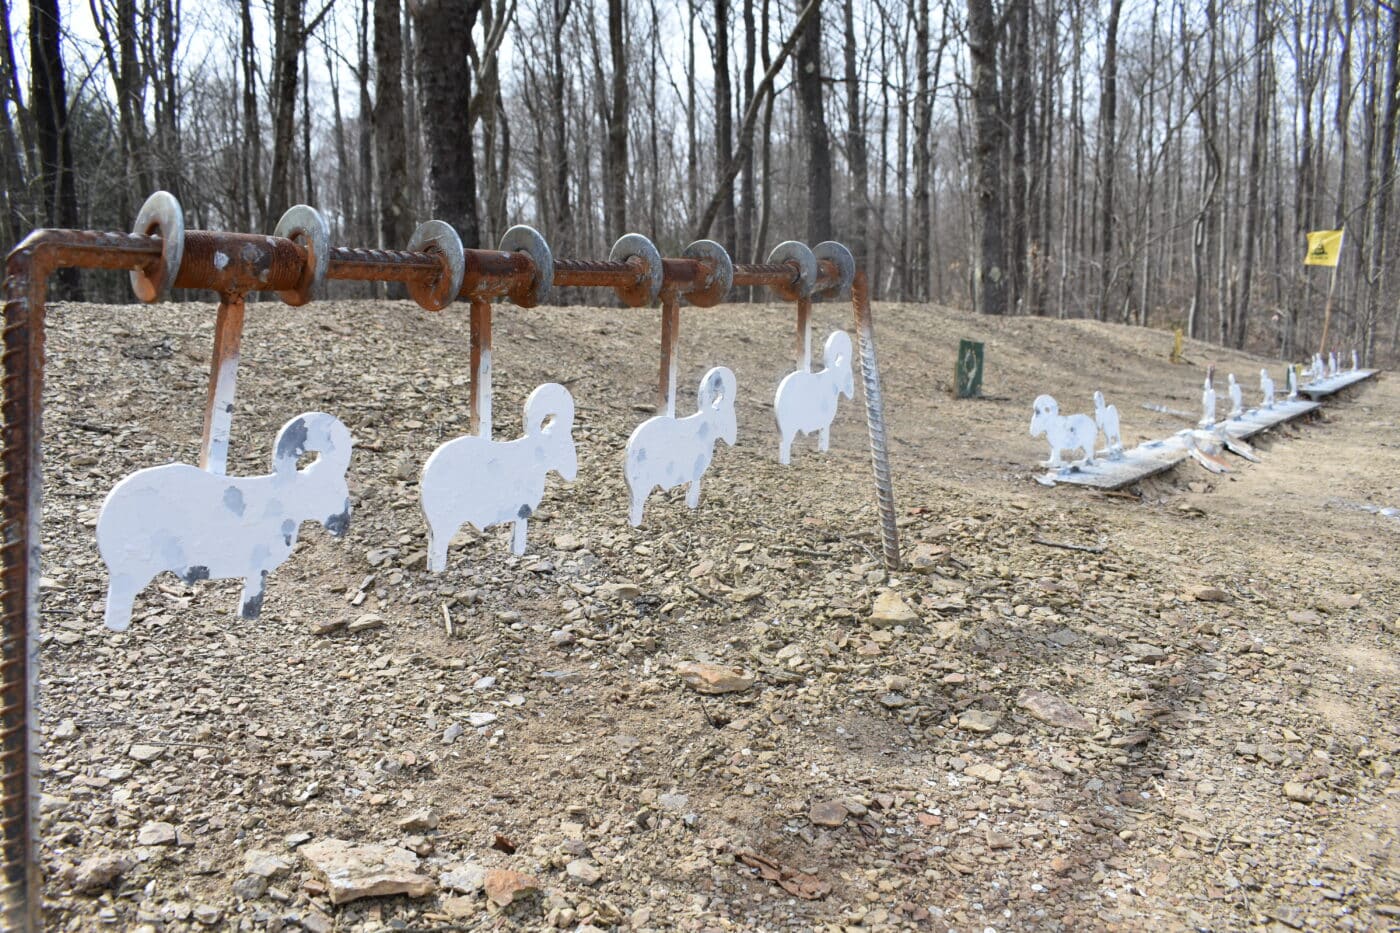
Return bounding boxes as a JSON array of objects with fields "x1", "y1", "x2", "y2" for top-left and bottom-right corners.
[
  {"x1": 483, "y1": 868, "x2": 540, "y2": 907},
  {"x1": 1017, "y1": 689, "x2": 1093, "y2": 730},
  {"x1": 675, "y1": 661, "x2": 753, "y2": 695},
  {"x1": 299, "y1": 838, "x2": 435, "y2": 905},
  {"x1": 870, "y1": 590, "x2": 919, "y2": 628}
]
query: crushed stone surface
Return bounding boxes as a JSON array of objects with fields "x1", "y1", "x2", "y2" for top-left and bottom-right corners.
[{"x1": 34, "y1": 297, "x2": 1399, "y2": 930}]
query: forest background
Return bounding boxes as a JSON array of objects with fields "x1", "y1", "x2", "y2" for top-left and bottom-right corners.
[{"x1": 4, "y1": 0, "x2": 1399, "y2": 363}]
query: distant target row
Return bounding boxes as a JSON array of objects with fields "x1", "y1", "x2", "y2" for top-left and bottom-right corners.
[
  {"x1": 96, "y1": 333, "x2": 858, "y2": 632},
  {"x1": 1030, "y1": 350, "x2": 1362, "y2": 469}
]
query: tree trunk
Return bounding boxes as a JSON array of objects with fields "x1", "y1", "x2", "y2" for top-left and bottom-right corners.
[
  {"x1": 714, "y1": 0, "x2": 736, "y2": 248},
  {"x1": 605, "y1": 0, "x2": 628, "y2": 236},
  {"x1": 374, "y1": 0, "x2": 411, "y2": 290},
  {"x1": 841, "y1": 0, "x2": 867, "y2": 276},
  {"x1": 966, "y1": 0, "x2": 1005, "y2": 314},
  {"x1": 737, "y1": 0, "x2": 756, "y2": 268},
  {"x1": 912, "y1": 0, "x2": 930, "y2": 299},
  {"x1": 1233, "y1": 0, "x2": 1271, "y2": 350},
  {"x1": 412, "y1": 0, "x2": 482, "y2": 245},
  {"x1": 267, "y1": 0, "x2": 304, "y2": 225},
  {"x1": 1095, "y1": 0, "x2": 1123, "y2": 321},
  {"x1": 28, "y1": 0, "x2": 80, "y2": 295},
  {"x1": 241, "y1": 0, "x2": 263, "y2": 232},
  {"x1": 1363, "y1": 4, "x2": 1399, "y2": 362},
  {"x1": 549, "y1": 0, "x2": 574, "y2": 253},
  {"x1": 794, "y1": 0, "x2": 831, "y2": 240}
]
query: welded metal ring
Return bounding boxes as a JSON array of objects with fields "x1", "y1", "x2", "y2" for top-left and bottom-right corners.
[
  {"x1": 609, "y1": 233, "x2": 664, "y2": 307},
  {"x1": 767, "y1": 240, "x2": 818, "y2": 301},
  {"x1": 682, "y1": 239, "x2": 734, "y2": 307},
  {"x1": 273, "y1": 205, "x2": 331, "y2": 306},
  {"x1": 129, "y1": 190, "x2": 185, "y2": 302},
  {"x1": 498, "y1": 224, "x2": 554, "y2": 307},
  {"x1": 813, "y1": 240, "x2": 856, "y2": 299},
  {"x1": 406, "y1": 220, "x2": 466, "y2": 312}
]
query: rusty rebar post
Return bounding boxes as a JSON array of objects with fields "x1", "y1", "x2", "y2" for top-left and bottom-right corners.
[
  {"x1": 200, "y1": 293, "x2": 246, "y2": 474},
  {"x1": 469, "y1": 299, "x2": 493, "y2": 437},
  {"x1": 795, "y1": 297, "x2": 813, "y2": 372},
  {"x1": 851, "y1": 269, "x2": 900, "y2": 572},
  {"x1": 1, "y1": 240, "x2": 48, "y2": 933},
  {"x1": 658, "y1": 292, "x2": 681, "y2": 415}
]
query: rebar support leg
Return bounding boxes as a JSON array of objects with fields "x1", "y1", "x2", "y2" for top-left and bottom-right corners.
[
  {"x1": 199, "y1": 293, "x2": 246, "y2": 474},
  {"x1": 851, "y1": 270, "x2": 900, "y2": 573},
  {"x1": 470, "y1": 299, "x2": 493, "y2": 438}
]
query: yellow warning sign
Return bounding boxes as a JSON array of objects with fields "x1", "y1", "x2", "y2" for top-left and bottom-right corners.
[{"x1": 1304, "y1": 229, "x2": 1344, "y2": 267}]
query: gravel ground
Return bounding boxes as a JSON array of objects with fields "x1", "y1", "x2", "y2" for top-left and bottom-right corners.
[{"x1": 33, "y1": 295, "x2": 1399, "y2": 932}]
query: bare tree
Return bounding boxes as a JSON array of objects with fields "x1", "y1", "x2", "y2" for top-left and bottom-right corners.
[
  {"x1": 28, "y1": 0, "x2": 80, "y2": 294},
  {"x1": 412, "y1": 0, "x2": 482, "y2": 245},
  {"x1": 966, "y1": 0, "x2": 1005, "y2": 313},
  {"x1": 795, "y1": 0, "x2": 832, "y2": 240}
]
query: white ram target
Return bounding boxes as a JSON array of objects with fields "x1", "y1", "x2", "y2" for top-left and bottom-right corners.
[
  {"x1": 1260, "y1": 368, "x2": 1276, "y2": 409},
  {"x1": 421, "y1": 383, "x2": 577, "y2": 567},
  {"x1": 774, "y1": 330, "x2": 855, "y2": 465},
  {"x1": 1093, "y1": 391, "x2": 1123, "y2": 460},
  {"x1": 97, "y1": 412, "x2": 353, "y2": 631},
  {"x1": 625, "y1": 366, "x2": 737, "y2": 526},
  {"x1": 1030, "y1": 394, "x2": 1097, "y2": 469},
  {"x1": 1227, "y1": 373, "x2": 1244, "y2": 419}
]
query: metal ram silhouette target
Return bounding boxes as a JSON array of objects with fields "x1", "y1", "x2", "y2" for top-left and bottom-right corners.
[
  {"x1": 774, "y1": 330, "x2": 856, "y2": 465},
  {"x1": 420, "y1": 383, "x2": 578, "y2": 566},
  {"x1": 625, "y1": 366, "x2": 738, "y2": 526},
  {"x1": 1030, "y1": 395, "x2": 1097, "y2": 470},
  {"x1": 96, "y1": 412, "x2": 353, "y2": 631},
  {"x1": 1093, "y1": 391, "x2": 1123, "y2": 460},
  {"x1": 1227, "y1": 373, "x2": 1244, "y2": 419},
  {"x1": 1260, "y1": 369, "x2": 1276, "y2": 409},
  {"x1": 1200, "y1": 369, "x2": 1218, "y2": 428}
]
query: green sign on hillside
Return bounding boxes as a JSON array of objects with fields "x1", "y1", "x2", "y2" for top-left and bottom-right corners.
[{"x1": 955, "y1": 339, "x2": 984, "y2": 398}]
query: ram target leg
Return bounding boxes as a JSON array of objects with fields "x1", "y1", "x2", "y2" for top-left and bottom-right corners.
[
  {"x1": 686, "y1": 478, "x2": 702, "y2": 509},
  {"x1": 427, "y1": 528, "x2": 450, "y2": 573},
  {"x1": 819, "y1": 425, "x2": 831, "y2": 453},
  {"x1": 511, "y1": 519, "x2": 528, "y2": 556},
  {"x1": 103, "y1": 573, "x2": 148, "y2": 632},
  {"x1": 239, "y1": 571, "x2": 269, "y2": 619}
]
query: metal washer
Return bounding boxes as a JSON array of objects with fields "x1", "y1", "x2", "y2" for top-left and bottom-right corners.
[
  {"x1": 406, "y1": 220, "x2": 466, "y2": 312},
  {"x1": 813, "y1": 241, "x2": 855, "y2": 299},
  {"x1": 767, "y1": 241, "x2": 818, "y2": 300},
  {"x1": 609, "y1": 233, "x2": 663, "y2": 307},
  {"x1": 682, "y1": 240, "x2": 734, "y2": 307},
  {"x1": 499, "y1": 225, "x2": 554, "y2": 307},
  {"x1": 273, "y1": 205, "x2": 331, "y2": 306},
  {"x1": 129, "y1": 190, "x2": 185, "y2": 303}
]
